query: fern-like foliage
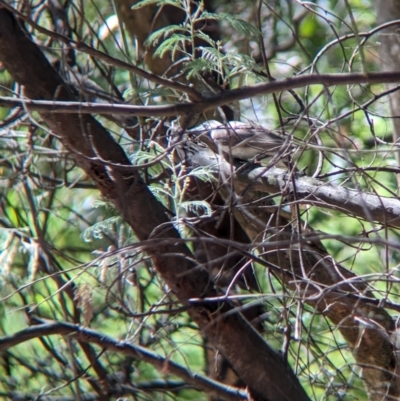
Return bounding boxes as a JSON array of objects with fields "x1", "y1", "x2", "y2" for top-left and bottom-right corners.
[
  {"x1": 142, "y1": 7, "x2": 262, "y2": 83},
  {"x1": 185, "y1": 47, "x2": 262, "y2": 82},
  {"x1": 182, "y1": 46, "x2": 227, "y2": 80},
  {"x1": 124, "y1": 86, "x2": 176, "y2": 100},
  {"x1": 200, "y1": 46, "x2": 224, "y2": 62},
  {"x1": 145, "y1": 25, "x2": 188, "y2": 47},
  {"x1": 186, "y1": 165, "x2": 217, "y2": 183},
  {"x1": 183, "y1": 58, "x2": 218, "y2": 79},
  {"x1": 153, "y1": 34, "x2": 190, "y2": 60},
  {"x1": 194, "y1": 30, "x2": 217, "y2": 47},
  {"x1": 92, "y1": 199, "x2": 119, "y2": 213},
  {"x1": 130, "y1": 142, "x2": 173, "y2": 175},
  {"x1": 201, "y1": 11, "x2": 261, "y2": 39},
  {"x1": 149, "y1": 185, "x2": 173, "y2": 204},
  {"x1": 131, "y1": 0, "x2": 182, "y2": 11},
  {"x1": 225, "y1": 53, "x2": 264, "y2": 80},
  {"x1": 83, "y1": 216, "x2": 122, "y2": 241}
]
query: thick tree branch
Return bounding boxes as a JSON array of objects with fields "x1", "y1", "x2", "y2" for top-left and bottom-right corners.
[
  {"x1": 0, "y1": 1, "x2": 202, "y2": 101},
  {"x1": 0, "y1": 320, "x2": 248, "y2": 401},
  {"x1": 238, "y1": 165, "x2": 400, "y2": 228},
  {"x1": 1, "y1": 69, "x2": 400, "y2": 116},
  {"x1": 0, "y1": 8, "x2": 310, "y2": 401},
  {"x1": 185, "y1": 144, "x2": 399, "y2": 399},
  {"x1": 188, "y1": 145, "x2": 400, "y2": 228}
]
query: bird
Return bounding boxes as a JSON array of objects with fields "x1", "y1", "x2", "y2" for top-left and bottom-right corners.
[{"x1": 189, "y1": 120, "x2": 293, "y2": 166}]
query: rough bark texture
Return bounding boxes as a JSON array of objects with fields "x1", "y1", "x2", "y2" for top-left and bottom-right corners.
[
  {"x1": 2, "y1": 1, "x2": 400, "y2": 400},
  {"x1": 0, "y1": 7, "x2": 310, "y2": 401},
  {"x1": 188, "y1": 146, "x2": 400, "y2": 401},
  {"x1": 115, "y1": 0, "x2": 241, "y2": 393}
]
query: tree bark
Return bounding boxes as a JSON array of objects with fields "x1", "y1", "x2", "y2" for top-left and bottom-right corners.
[
  {"x1": 187, "y1": 145, "x2": 400, "y2": 401},
  {"x1": 0, "y1": 6, "x2": 310, "y2": 401}
]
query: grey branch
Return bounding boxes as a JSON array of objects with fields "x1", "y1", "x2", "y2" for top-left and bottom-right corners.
[
  {"x1": 190, "y1": 146, "x2": 400, "y2": 228},
  {"x1": 246, "y1": 167, "x2": 400, "y2": 228}
]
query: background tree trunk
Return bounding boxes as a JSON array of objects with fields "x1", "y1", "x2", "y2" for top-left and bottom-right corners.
[{"x1": 1, "y1": 1, "x2": 400, "y2": 400}]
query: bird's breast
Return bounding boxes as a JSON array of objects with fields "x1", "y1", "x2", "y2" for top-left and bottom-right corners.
[{"x1": 217, "y1": 143, "x2": 262, "y2": 159}]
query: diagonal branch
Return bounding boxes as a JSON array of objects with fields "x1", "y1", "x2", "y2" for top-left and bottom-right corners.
[
  {"x1": 0, "y1": 1, "x2": 202, "y2": 101},
  {"x1": 0, "y1": 8, "x2": 310, "y2": 401},
  {"x1": 0, "y1": 320, "x2": 248, "y2": 401},
  {"x1": 186, "y1": 146, "x2": 399, "y2": 399}
]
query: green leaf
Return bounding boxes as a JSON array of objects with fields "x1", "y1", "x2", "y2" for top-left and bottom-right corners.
[
  {"x1": 131, "y1": 0, "x2": 182, "y2": 11},
  {"x1": 83, "y1": 216, "x2": 121, "y2": 241},
  {"x1": 131, "y1": 144, "x2": 173, "y2": 170},
  {"x1": 201, "y1": 12, "x2": 261, "y2": 39},
  {"x1": 182, "y1": 58, "x2": 217, "y2": 79},
  {"x1": 186, "y1": 166, "x2": 217, "y2": 183},
  {"x1": 145, "y1": 24, "x2": 188, "y2": 47},
  {"x1": 124, "y1": 86, "x2": 176, "y2": 100},
  {"x1": 225, "y1": 52, "x2": 263, "y2": 77},
  {"x1": 192, "y1": 46, "x2": 230, "y2": 78},
  {"x1": 194, "y1": 31, "x2": 217, "y2": 47},
  {"x1": 200, "y1": 46, "x2": 224, "y2": 63},
  {"x1": 153, "y1": 34, "x2": 189, "y2": 60},
  {"x1": 149, "y1": 185, "x2": 173, "y2": 203}
]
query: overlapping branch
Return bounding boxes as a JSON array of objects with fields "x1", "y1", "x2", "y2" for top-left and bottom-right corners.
[
  {"x1": 0, "y1": 320, "x2": 248, "y2": 401},
  {"x1": 186, "y1": 145, "x2": 399, "y2": 398},
  {"x1": 1, "y1": 70, "x2": 400, "y2": 116},
  {"x1": 0, "y1": 7, "x2": 310, "y2": 401}
]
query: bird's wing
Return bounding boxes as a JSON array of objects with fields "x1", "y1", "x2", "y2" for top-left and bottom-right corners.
[
  {"x1": 245, "y1": 129, "x2": 285, "y2": 149},
  {"x1": 212, "y1": 124, "x2": 284, "y2": 150}
]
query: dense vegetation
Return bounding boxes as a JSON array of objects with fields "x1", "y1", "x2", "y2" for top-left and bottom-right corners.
[{"x1": 1, "y1": 1, "x2": 400, "y2": 400}]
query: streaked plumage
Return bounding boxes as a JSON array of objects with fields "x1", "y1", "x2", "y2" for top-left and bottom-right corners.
[{"x1": 189, "y1": 120, "x2": 291, "y2": 164}]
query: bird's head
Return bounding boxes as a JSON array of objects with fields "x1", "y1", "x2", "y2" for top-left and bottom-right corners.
[
  {"x1": 189, "y1": 120, "x2": 224, "y2": 134},
  {"x1": 201, "y1": 120, "x2": 224, "y2": 130}
]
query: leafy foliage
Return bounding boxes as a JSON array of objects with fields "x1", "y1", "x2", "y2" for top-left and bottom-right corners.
[
  {"x1": 0, "y1": 0, "x2": 399, "y2": 400},
  {"x1": 131, "y1": 0, "x2": 183, "y2": 10},
  {"x1": 201, "y1": 11, "x2": 261, "y2": 39}
]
